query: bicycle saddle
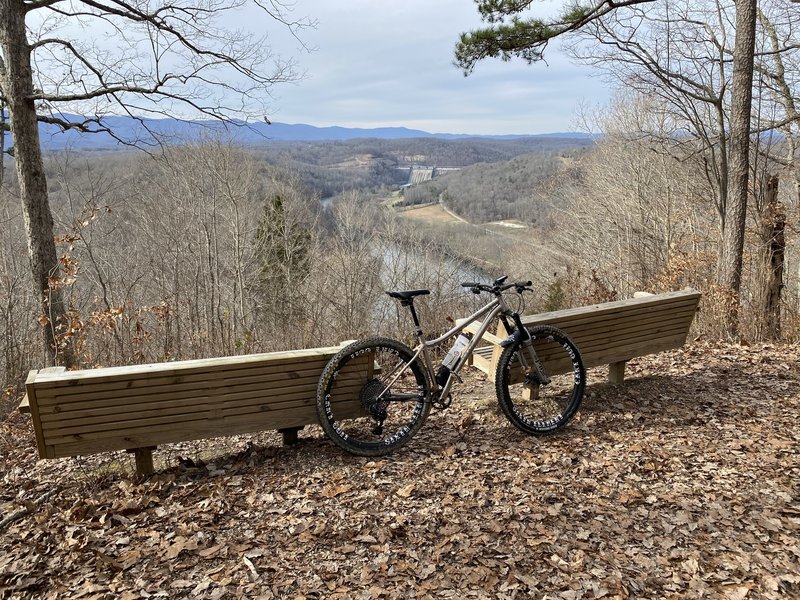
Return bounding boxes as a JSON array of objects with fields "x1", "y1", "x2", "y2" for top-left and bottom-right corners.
[{"x1": 386, "y1": 289, "x2": 430, "y2": 302}]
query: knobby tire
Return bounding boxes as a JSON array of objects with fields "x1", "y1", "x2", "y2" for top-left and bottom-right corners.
[
  {"x1": 495, "y1": 325, "x2": 585, "y2": 435},
  {"x1": 316, "y1": 337, "x2": 431, "y2": 456}
]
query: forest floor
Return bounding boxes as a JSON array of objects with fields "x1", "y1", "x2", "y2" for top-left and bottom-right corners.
[{"x1": 1, "y1": 342, "x2": 799, "y2": 599}]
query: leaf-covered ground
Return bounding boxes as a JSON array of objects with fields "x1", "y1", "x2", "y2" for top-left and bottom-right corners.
[{"x1": 1, "y1": 342, "x2": 799, "y2": 599}]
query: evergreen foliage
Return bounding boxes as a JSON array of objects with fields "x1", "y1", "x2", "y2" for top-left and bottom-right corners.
[
  {"x1": 455, "y1": 0, "x2": 656, "y2": 74},
  {"x1": 255, "y1": 192, "x2": 312, "y2": 294}
]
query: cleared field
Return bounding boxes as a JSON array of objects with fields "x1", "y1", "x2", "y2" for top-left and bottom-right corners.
[{"x1": 399, "y1": 203, "x2": 462, "y2": 224}]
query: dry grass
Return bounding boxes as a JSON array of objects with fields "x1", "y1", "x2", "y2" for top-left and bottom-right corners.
[{"x1": 399, "y1": 204, "x2": 463, "y2": 224}]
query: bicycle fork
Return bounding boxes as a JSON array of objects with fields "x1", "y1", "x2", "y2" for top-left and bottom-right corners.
[{"x1": 504, "y1": 313, "x2": 551, "y2": 386}]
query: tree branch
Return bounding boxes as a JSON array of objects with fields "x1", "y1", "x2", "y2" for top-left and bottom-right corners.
[
  {"x1": 0, "y1": 487, "x2": 61, "y2": 532},
  {"x1": 23, "y1": 0, "x2": 65, "y2": 11},
  {"x1": 456, "y1": 0, "x2": 656, "y2": 74}
]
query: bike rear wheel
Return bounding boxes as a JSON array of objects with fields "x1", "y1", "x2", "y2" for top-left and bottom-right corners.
[
  {"x1": 316, "y1": 337, "x2": 431, "y2": 456},
  {"x1": 495, "y1": 325, "x2": 585, "y2": 435}
]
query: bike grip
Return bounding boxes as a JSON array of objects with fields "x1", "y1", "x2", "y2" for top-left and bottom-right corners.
[{"x1": 461, "y1": 282, "x2": 478, "y2": 288}]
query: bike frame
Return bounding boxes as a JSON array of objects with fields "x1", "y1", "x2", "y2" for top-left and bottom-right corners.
[{"x1": 385, "y1": 293, "x2": 519, "y2": 401}]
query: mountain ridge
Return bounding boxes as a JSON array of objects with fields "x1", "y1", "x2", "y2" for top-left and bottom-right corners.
[{"x1": 28, "y1": 114, "x2": 593, "y2": 150}]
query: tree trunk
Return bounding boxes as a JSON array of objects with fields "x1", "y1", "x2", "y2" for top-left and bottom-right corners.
[
  {"x1": 0, "y1": 0, "x2": 74, "y2": 367},
  {"x1": 1, "y1": 97, "x2": 6, "y2": 190},
  {"x1": 756, "y1": 175, "x2": 784, "y2": 340},
  {"x1": 716, "y1": 0, "x2": 757, "y2": 337}
]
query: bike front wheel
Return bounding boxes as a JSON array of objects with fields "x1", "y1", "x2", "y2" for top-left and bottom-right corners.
[
  {"x1": 495, "y1": 325, "x2": 585, "y2": 435},
  {"x1": 316, "y1": 337, "x2": 431, "y2": 456}
]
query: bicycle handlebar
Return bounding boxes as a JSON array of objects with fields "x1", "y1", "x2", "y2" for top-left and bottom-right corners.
[{"x1": 460, "y1": 279, "x2": 533, "y2": 295}]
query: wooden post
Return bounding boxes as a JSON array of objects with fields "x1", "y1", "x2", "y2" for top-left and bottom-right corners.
[
  {"x1": 522, "y1": 384, "x2": 539, "y2": 400},
  {"x1": 127, "y1": 447, "x2": 155, "y2": 476},
  {"x1": 609, "y1": 361, "x2": 626, "y2": 384},
  {"x1": 489, "y1": 344, "x2": 504, "y2": 383},
  {"x1": 280, "y1": 427, "x2": 302, "y2": 446}
]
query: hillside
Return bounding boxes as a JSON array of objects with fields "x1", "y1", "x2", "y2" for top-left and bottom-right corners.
[
  {"x1": 400, "y1": 152, "x2": 581, "y2": 226},
  {"x1": 246, "y1": 137, "x2": 591, "y2": 199},
  {"x1": 31, "y1": 135, "x2": 592, "y2": 201},
  {"x1": 2, "y1": 342, "x2": 798, "y2": 598}
]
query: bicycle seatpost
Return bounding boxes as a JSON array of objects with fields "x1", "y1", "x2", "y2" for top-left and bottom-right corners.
[
  {"x1": 386, "y1": 289, "x2": 430, "y2": 336},
  {"x1": 405, "y1": 300, "x2": 422, "y2": 331}
]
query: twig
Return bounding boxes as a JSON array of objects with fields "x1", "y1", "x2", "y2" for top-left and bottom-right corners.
[{"x1": 0, "y1": 487, "x2": 61, "y2": 531}]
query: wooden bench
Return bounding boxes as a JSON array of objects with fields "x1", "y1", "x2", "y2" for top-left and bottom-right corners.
[
  {"x1": 465, "y1": 289, "x2": 701, "y2": 383},
  {"x1": 18, "y1": 343, "x2": 362, "y2": 476}
]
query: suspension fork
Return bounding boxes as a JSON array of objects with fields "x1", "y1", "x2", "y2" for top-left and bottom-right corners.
[{"x1": 508, "y1": 312, "x2": 551, "y2": 386}]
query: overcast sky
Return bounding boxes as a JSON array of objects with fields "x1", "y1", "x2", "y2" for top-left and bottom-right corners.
[{"x1": 266, "y1": 1, "x2": 609, "y2": 136}]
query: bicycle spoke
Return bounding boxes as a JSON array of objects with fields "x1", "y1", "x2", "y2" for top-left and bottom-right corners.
[
  {"x1": 316, "y1": 338, "x2": 430, "y2": 456},
  {"x1": 496, "y1": 325, "x2": 585, "y2": 434}
]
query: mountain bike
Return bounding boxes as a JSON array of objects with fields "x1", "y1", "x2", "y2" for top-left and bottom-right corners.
[{"x1": 315, "y1": 276, "x2": 585, "y2": 456}]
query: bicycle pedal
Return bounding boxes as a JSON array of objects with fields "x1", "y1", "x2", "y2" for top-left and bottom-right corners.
[{"x1": 432, "y1": 394, "x2": 453, "y2": 410}]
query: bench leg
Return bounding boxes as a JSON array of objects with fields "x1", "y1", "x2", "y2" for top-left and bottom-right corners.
[
  {"x1": 609, "y1": 361, "x2": 626, "y2": 385},
  {"x1": 279, "y1": 427, "x2": 303, "y2": 446},
  {"x1": 127, "y1": 447, "x2": 156, "y2": 476},
  {"x1": 522, "y1": 384, "x2": 539, "y2": 400}
]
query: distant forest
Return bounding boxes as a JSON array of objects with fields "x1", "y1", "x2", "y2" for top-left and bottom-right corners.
[
  {"x1": 36, "y1": 136, "x2": 590, "y2": 229},
  {"x1": 35, "y1": 136, "x2": 591, "y2": 206},
  {"x1": 249, "y1": 136, "x2": 592, "y2": 198},
  {"x1": 399, "y1": 152, "x2": 582, "y2": 225}
]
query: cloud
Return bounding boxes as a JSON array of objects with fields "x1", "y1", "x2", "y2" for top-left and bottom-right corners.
[{"x1": 265, "y1": 0, "x2": 609, "y2": 135}]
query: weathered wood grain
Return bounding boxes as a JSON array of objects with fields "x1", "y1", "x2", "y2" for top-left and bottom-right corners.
[
  {"x1": 23, "y1": 343, "x2": 364, "y2": 465},
  {"x1": 467, "y1": 289, "x2": 701, "y2": 382}
]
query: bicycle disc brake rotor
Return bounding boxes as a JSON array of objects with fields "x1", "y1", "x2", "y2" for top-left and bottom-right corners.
[{"x1": 360, "y1": 379, "x2": 388, "y2": 421}]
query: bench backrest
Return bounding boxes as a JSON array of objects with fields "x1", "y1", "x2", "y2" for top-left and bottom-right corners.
[
  {"x1": 25, "y1": 345, "x2": 356, "y2": 459},
  {"x1": 505, "y1": 289, "x2": 701, "y2": 369}
]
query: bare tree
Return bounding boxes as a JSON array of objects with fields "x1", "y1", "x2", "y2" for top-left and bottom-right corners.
[
  {"x1": 557, "y1": 93, "x2": 713, "y2": 296},
  {"x1": 565, "y1": 1, "x2": 735, "y2": 229},
  {"x1": 319, "y1": 192, "x2": 384, "y2": 339},
  {"x1": 457, "y1": 0, "x2": 762, "y2": 335},
  {"x1": 751, "y1": 4, "x2": 799, "y2": 337},
  {"x1": 0, "y1": 0, "x2": 310, "y2": 366},
  {"x1": 572, "y1": 0, "x2": 781, "y2": 334},
  {"x1": 718, "y1": 0, "x2": 757, "y2": 326}
]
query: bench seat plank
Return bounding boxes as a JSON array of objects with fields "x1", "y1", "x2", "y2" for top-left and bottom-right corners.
[
  {"x1": 47, "y1": 399, "x2": 367, "y2": 452},
  {"x1": 516, "y1": 289, "x2": 699, "y2": 328},
  {"x1": 39, "y1": 376, "x2": 368, "y2": 434},
  {"x1": 31, "y1": 347, "x2": 344, "y2": 388},
  {"x1": 32, "y1": 359, "x2": 335, "y2": 403}
]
